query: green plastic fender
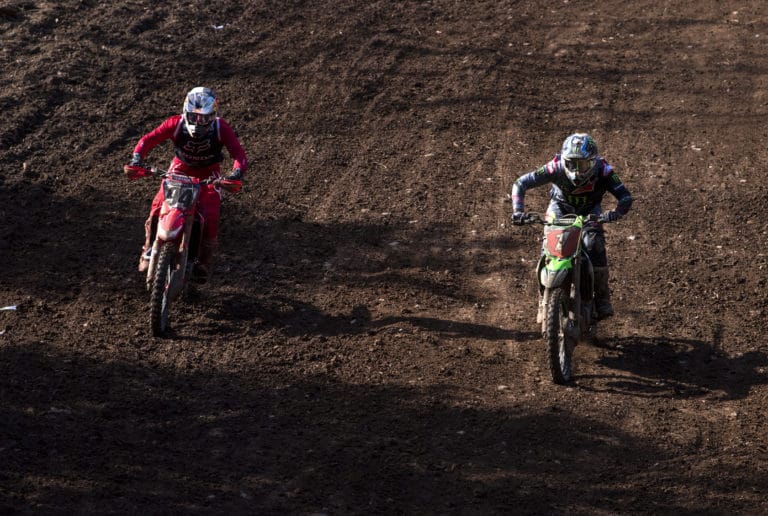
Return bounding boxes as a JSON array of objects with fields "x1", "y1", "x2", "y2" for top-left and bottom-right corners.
[{"x1": 540, "y1": 257, "x2": 573, "y2": 289}]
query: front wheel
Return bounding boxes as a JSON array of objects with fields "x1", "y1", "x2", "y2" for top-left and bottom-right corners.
[
  {"x1": 149, "y1": 241, "x2": 176, "y2": 337},
  {"x1": 545, "y1": 287, "x2": 575, "y2": 384}
]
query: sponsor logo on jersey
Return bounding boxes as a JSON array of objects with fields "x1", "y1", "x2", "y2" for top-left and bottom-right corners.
[{"x1": 183, "y1": 139, "x2": 212, "y2": 153}]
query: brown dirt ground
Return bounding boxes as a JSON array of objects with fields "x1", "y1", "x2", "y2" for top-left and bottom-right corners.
[{"x1": 2, "y1": 0, "x2": 768, "y2": 514}]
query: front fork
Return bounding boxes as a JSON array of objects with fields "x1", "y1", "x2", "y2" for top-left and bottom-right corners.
[
  {"x1": 145, "y1": 215, "x2": 195, "y2": 294},
  {"x1": 536, "y1": 255, "x2": 584, "y2": 340},
  {"x1": 566, "y1": 259, "x2": 582, "y2": 340}
]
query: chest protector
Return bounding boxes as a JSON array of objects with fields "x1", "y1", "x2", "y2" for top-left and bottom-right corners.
[
  {"x1": 550, "y1": 161, "x2": 609, "y2": 214},
  {"x1": 173, "y1": 119, "x2": 224, "y2": 168}
]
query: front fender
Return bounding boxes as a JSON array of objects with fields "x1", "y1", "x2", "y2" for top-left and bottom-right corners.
[
  {"x1": 540, "y1": 267, "x2": 571, "y2": 289},
  {"x1": 157, "y1": 209, "x2": 186, "y2": 241},
  {"x1": 539, "y1": 256, "x2": 573, "y2": 289}
]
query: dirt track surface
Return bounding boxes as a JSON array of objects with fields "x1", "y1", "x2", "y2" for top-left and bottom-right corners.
[{"x1": 2, "y1": 0, "x2": 768, "y2": 513}]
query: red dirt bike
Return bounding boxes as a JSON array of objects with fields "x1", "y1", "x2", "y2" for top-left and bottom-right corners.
[
  {"x1": 513, "y1": 212, "x2": 614, "y2": 384},
  {"x1": 124, "y1": 164, "x2": 242, "y2": 337}
]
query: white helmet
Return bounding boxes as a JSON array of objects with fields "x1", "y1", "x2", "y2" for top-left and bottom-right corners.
[
  {"x1": 561, "y1": 133, "x2": 598, "y2": 186},
  {"x1": 182, "y1": 87, "x2": 218, "y2": 138}
]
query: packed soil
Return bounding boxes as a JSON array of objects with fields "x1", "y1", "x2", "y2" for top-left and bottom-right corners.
[{"x1": 2, "y1": 0, "x2": 768, "y2": 514}]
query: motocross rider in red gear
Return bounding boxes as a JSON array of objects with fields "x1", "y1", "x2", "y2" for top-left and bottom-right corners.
[{"x1": 127, "y1": 87, "x2": 248, "y2": 283}]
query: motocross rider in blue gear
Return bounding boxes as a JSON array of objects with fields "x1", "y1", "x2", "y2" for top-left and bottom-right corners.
[{"x1": 511, "y1": 133, "x2": 633, "y2": 318}]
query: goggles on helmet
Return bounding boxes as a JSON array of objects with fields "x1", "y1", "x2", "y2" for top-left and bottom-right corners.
[
  {"x1": 564, "y1": 157, "x2": 595, "y2": 176},
  {"x1": 185, "y1": 111, "x2": 215, "y2": 126}
]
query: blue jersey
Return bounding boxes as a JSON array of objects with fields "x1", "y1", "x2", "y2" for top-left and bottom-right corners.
[{"x1": 511, "y1": 154, "x2": 633, "y2": 216}]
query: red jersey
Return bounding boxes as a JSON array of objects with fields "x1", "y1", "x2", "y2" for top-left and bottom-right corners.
[{"x1": 133, "y1": 115, "x2": 248, "y2": 179}]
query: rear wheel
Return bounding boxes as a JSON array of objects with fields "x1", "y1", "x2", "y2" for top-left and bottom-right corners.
[
  {"x1": 150, "y1": 241, "x2": 176, "y2": 337},
  {"x1": 545, "y1": 287, "x2": 575, "y2": 384}
]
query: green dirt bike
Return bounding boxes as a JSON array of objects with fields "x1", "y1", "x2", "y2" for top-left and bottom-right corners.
[{"x1": 514, "y1": 212, "x2": 613, "y2": 384}]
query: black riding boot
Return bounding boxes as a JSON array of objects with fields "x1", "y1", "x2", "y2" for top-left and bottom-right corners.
[{"x1": 593, "y1": 266, "x2": 614, "y2": 319}]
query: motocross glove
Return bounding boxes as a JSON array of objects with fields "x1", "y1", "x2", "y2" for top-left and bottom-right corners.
[
  {"x1": 602, "y1": 210, "x2": 621, "y2": 222},
  {"x1": 225, "y1": 168, "x2": 243, "y2": 181},
  {"x1": 511, "y1": 211, "x2": 527, "y2": 225},
  {"x1": 129, "y1": 152, "x2": 144, "y2": 167}
]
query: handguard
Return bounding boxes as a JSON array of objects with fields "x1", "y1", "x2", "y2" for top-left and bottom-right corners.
[
  {"x1": 123, "y1": 164, "x2": 153, "y2": 180},
  {"x1": 217, "y1": 178, "x2": 243, "y2": 194}
]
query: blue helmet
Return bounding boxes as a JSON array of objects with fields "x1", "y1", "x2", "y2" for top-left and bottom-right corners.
[{"x1": 561, "y1": 133, "x2": 598, "y2": 186}]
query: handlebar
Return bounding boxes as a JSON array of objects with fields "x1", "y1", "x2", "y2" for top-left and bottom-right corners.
[
  {"x1": 123, "y1": 164, "x2": 242, "y2": 192},
  {"x1": 511, "y1": 212, "x2": 613, "y2": 226}
]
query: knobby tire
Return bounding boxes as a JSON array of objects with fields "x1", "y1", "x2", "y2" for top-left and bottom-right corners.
[
  {"x1": 150, "y1": 241, "x2": 176, "y2": 337},
  {"x1": 545, "y1": 287, "x2": 574, "y2": 384}
]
